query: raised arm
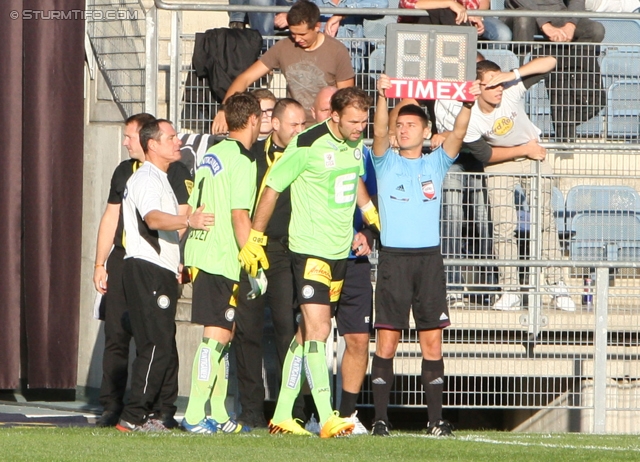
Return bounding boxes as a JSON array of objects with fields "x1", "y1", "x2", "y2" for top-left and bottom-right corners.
[
  {"x1": 373, "y1": 74, "x2": 393, "y2": 156},
  {"x1": 441, "y1": 80, "x2": 481, "y2": 158},
  {"x1": 211, "y1": 61, "x2": 271, "y2": 134},
  {"x1": 485, "y1": 56, "x2": 557, "y2": 88}
]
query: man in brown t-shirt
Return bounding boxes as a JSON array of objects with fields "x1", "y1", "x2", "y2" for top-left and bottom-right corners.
[{"x1": 212, "y1": 0, "x2": 355, "y2": 132}]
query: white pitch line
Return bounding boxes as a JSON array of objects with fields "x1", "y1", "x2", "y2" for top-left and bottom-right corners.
[{"x1": 458, "y1": 434, "x2": 640, "y2": 453}]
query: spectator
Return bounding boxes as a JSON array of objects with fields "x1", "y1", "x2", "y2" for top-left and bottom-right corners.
[
  {"x1": 399, "y1": 0, "x2": 513, "y2": 42},
  {"x1": 505, "y1": 0, "x2": 605, "y2": 141},
  {"x1": 234, "y1": 98, "x2": 307, "y2": 430},
  {"x1": 229, "y1": 0, "x2": 293, "y2": 36},
  {"x1": 212, "y1": 0, "x2": 355, "y2": 132},
  {"x1": 311, "y1": 0, "x2": 390, "y2": 72},
  {"x1": 251, "y1": 89, "x2": 278, "y2": 140},
  {"x1": 462, "y1": 58, "x2": 576, "y2": 311}
]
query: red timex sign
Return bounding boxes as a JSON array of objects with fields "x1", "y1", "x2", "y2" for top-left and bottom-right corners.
[{"x1": 385, "y1": 79, "x2": 475, "y2": 101}]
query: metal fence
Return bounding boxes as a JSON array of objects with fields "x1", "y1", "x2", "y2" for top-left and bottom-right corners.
[{"x1": 153, "y1": 0, "x2": 640, "y2": 432}]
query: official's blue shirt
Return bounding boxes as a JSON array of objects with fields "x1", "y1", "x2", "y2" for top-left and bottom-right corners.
[
  {"x1": 372, "y1": 146, "x2": 455, "y2": 248},
  {"x1": 349, "y1": 145, "x2": 377, "y2": 259}
]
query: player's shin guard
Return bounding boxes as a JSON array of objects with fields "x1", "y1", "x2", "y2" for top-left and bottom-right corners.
[
  {"x1": 184, "y1": 338, "x2": 224, "y2": 425},
  {"x1": 422, "y1": 358, "x2": 445, "y2": 423},
  {"x1": 304, "y1": 340, "x2": 333, "y2": 425},
  {"x1": 271, "y1": 337, "x2": 305, "y2": 424},
  {"x1": 371, "y1": 355, "x2": 394, "y2": 423},
  {"x1": 209, "y1": 345, "x2": 231, "y2": 422}
]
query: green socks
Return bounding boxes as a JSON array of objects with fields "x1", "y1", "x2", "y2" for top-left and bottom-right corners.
[
  {"x1": 271, "y1": 337, "x2": 305, "y2": 423},
  {"x1": 209, "y1": 346, "x2": 231, "y2": 423},
  {"x1": 184, "y1": 338, "x2": 224, "y2": 425},
  {"x1": 304, "y1": 340, "x2": 333, "y2": 425}
]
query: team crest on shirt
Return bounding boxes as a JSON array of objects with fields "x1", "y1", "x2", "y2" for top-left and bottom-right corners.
[
  {"x1": 421, "y1": 180, "x2": 437, "y2": 201},
  {"x1": 302, "y1": 285, "x2": 315, "y2": 299},
  {"x1": 157, "y1": 295, "x2": 170, "y2": 309},
  {"x1": 225, "y1": 308, "x2": 235, "y2": 322},
  {"x1": 353, "y1": 148, "x2": 362, "y2": 160},
  {"x1": 324, "y1": 152, "x2": 336, "y2": 168}
]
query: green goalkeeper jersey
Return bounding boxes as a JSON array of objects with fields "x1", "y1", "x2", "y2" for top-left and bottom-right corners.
[
  {"x1": 266, "y1": 121, "x2": 364, "y2": 260},
  {"x1": 185, "y1": 139, "x2": 256, "y2": 280}
]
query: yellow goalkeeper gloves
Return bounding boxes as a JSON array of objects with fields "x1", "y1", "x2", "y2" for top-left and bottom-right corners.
[
  {"x1": 360, "y1": 200, "x2": 381, "y2": 232},
  {"x1": 238, "y1": 229, "x2": 270, "y2": 277}
]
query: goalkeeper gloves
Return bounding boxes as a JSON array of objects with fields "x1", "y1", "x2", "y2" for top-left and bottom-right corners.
[
  {"x1": 247, "y1": 269, "x2": 268, "y2": 300},
  {"x1": 360, "y1": 200, "x2": 381, "y2": 232},
  {"x1": 238, "y1": 229, "x2": 270, "y2": 277}
]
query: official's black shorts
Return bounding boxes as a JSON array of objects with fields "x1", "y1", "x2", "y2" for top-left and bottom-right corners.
[
  {"x1": 290, "y1": 252, "x2": 347, "y2": 307},
  {"x1": 374, "y1": 246, "x2": 451, "y2": 331},
  {"x1": 335, "y1": 258, "x2": 373, "y2": 335},
  {"x1": 190, "y1": 269, "x2": 238, "y2": 330}
]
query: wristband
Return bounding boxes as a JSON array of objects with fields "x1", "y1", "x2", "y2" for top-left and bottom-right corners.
[
  {"x1": 186, "y1": 215, "x2": 191, "y2": 228},
  {"x1": 360, "y1": 200, "x2": 375, "y2": 213},
  {"x1": 95, "y1": 263, "x2": 104, "y2": 268},
  {"x1": 513, "y1": 68, "x2": 521, "y2": 80},
  {"x1": 462, "y1": 101, "x2": 474, "y2": 109}
]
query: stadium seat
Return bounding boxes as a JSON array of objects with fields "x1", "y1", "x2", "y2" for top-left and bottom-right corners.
[
  {"x1": 596, "y1": 19, "x2": 640, "y2": 52},
  {"x1": 565, "y1": 185, "x2": 640, "y2": 233},
  {"x1": 482, "y1": 48, "x2": 520, "y2": 74},
  {"x1": 606, "y1": 79, "x2": 640, "y2": 139},
  {"x1": 570, "y1": 213, "x2": 640, "y2": 261}
]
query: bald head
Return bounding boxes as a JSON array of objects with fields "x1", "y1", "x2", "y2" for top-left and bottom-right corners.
[{"x1": 311, "y1": 86, "x2": 338, "y2": 123}]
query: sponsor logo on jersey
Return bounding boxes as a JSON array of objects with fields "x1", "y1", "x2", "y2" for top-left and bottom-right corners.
[
  {"x1": 123, "y1": 186, "x2": 128, "y2": 199},
  {"x1": 429, "y1": 377, "x2": 444, "y2": 385},
  {"x1": 439, "y1": 312, "x2": 449, "y2": 321},
  {"x1": 302, "y1": 285, "x2": 315, "y2": 299},
  {"x1": 324, "y1": 152, "x2": 336, "y2": 168},
  {"x1": 157, "y1": 295, "x2": 170, "y2": 309},
  {"x1": 329, "y1": 280, "x2": 344, "y2": 303},
  {"x1": 287, "y1": 356, "x2": 302, "y2": 389},
  {"x1": 198, "y1": 347, "x2": 211, "y2": 381},
  {"x1": 421, "y1": 180, "x2": 436, "y2": 201},
  {"x1": 353, "y1": 148, "x2": 362, "y2": 160},
  {"x1": 225, "y1": 308, "x2": 235, "y2": 322},
  {"x1": 303, "y1": 259, "x2": 332, "y2": 286},
  {"x1": 372, "y1": 377, "x2": 386, "y2": 385},
  {"x1": 201, "y1": 154, "x2": 223, "y2": 176},
  {"x1": 395, "y1": 185, "x2": 405, "y2": 192}
]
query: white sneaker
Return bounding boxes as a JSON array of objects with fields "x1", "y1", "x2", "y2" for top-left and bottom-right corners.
[
  {"x1": 447, "y1": 293, "x2": 466, "y2": 308},
  {"x1": 491, "y1": 293, "x2": 521, "y2": 311},
  {"x1": 548, "y1": 281, "x2": 576, "y2": 312},
  {"x1": 345, "y1": 411, "x2": 368, "y2": 435},
  {"x1": 304, "y1": 413, "x2": 321, "y2": 435}
]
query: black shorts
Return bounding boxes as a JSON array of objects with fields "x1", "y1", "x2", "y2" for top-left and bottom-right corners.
[
  {"x1": 374, "y1": 247, "x2": 451, "y2": 331},
  {"x1": 290, "y1": 252, "x2": 347, "y2": 307},
  {"x1": 335, "y1": 258, "x2": 373, "y2": 335},
  {"x1": 190, "y1": 269, "x2": 238, "y2": 330}
]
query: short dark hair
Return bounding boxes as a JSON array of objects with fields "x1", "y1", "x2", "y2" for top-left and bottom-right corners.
[
  {"x1": 139, "y1": 118, "x2": 171, "y2": 153},
  {"x1": 476, "y1": 60, "x2": 502, "y2": 81},
  {"x1": 330, "y1": 87, "x2": 372, "y2": 115},
  {"x1": 250, "y1": 88, "x2": 277, "y2": 105},
  {"x1": 273, "y1": 98, "x2": 304, "y2": 121},
  {"x1": 125, "y1": 112, "x2": 156, "y2": 129},
  {"x1": 225, "y1": 92, "x2": 262, "y2": 132},
  {"x1": 287, "y1": 0, "x2": 320, "y2": 27},
  {"x1": 397, "y1": 104, "x2": 430, "y2": 128}
]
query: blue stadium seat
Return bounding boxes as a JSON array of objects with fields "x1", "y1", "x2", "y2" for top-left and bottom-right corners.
[
  {"x1": 565, "y1": 185, "x2": 640, "y2": 232},
  {"x1": 570, "y1": 213, "x2": 640, "y2": 261},
  {"x1": 482, "y1": 48, "x2": 520, "y2": 74},
  {"x1": 596, "y1": 19, "x2": 640, "y2": 51},
  {"x1": 606, "y1": 79, "x2": 640, "y2": 139}
]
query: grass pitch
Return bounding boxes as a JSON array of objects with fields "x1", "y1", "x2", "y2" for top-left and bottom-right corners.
[{"x1": 1, "y1": 428, "x2": 640, "y2": 461}]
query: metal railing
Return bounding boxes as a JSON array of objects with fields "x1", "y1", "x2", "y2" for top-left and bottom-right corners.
[
  {"x1": 86, "y1": 0, "x2": 147, "y2": 117},
  {"x1": 152, "y1": 0, "x2": 640, "y2": 432}
]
